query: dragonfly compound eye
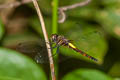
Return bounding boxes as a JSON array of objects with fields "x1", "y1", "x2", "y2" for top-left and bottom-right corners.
[{"x1": 51, "y1": 34, "x2": 58, "y2": 42}]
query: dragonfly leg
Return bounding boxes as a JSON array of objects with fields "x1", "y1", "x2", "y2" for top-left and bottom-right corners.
[
  {"x1": 56, "y1": 46, "x2": 60, "y2": 54},
  {"x1": 52, "y1": 45, "x2": 60, "y2": 56},
  {"x1": 52, "y1": 44, "x2": 58, "y2": 49},
  {"x1": 68, "y1": 40, "x2": 73, "y2": 43},
  {"x1": 48, "y1": 44, "x2": 58, "y2": 49}
]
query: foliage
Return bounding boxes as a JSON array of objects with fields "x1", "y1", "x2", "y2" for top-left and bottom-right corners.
[
  {"x1": 0, "y1": 0, "x2": 120, "y2": 80},
  {"x1": 0, "y1": 19, "x2": 4, "y2": 40},
  {"x1": 0, "y1": 48, "x2": 46, "y2": 80},
  {"x1": 62, "y1": 69, "x2": 112, "y2": 80}
]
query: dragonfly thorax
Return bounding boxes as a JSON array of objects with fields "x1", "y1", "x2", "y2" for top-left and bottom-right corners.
[{"x1": 51, "y1": 34, "x2": 70, "y2": 46}]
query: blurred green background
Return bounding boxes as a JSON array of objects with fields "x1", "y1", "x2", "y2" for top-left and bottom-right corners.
[{"x1": 0, "y1": 0, "x2": 120, "y2": 80}]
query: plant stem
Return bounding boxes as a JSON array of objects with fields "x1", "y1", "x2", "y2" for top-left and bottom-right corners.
[
  {"x1": 52, "y1": 0, "x2": 59, "y2": 79},
  {"x1": 32, "y1": 0, "x2": 56, "y2": 80},
  {"x1": 52, "y1": 0, "x2": 59, "y2": 33}
]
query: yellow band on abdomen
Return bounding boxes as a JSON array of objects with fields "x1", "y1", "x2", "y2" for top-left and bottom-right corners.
[{"x1": 68, "y1": 43, "x2": 76, "y2": 48}]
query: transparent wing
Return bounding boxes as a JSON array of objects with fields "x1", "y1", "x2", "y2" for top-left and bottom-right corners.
[
  {"x1": 59, "y1": 23, "x2": 107, "y2": 63},
  {"x1": 16, "y1": 40, "x2": 49, "y2": 63},
  {"x1": 16, "y1": 39, "x2": 69, "y2": 63}
]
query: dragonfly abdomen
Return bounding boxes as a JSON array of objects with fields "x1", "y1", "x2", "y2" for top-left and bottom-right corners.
[{"x1": 68, "y1": 43, "x2": 98, "y2": 61}]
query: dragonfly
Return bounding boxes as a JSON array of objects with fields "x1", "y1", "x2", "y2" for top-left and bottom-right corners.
[
  {"x1": 50, "y1": 34, "x2": 98, "y2": 62},
  {"x1": 17, "y1": 32, "x2": 98, "y2": 63}
]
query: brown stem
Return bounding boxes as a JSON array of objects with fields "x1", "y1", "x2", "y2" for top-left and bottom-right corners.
[
  {"x1": 32, "y1": 0, "x2": 56, "y2": 80},
  {"x1": 59, "y1": 0, "x2": 91, "y2": 11}
]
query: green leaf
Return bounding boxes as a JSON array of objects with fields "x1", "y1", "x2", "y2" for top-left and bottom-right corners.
[
  {"x1": 108, "y1": 62, "x2": 120, "y2": 77},
  {"x1": 0, "y1": 48, "x2": 47, "y2": 80},
  {"x1": 62, "y1": 69, "x2": 113, "y2": 80},
  {"x1": 60, "y1": 22, "x2": 108, "y2": 64},
  {"x1": 0, "y1": 19, "x2": 4, "y2": 40},
  {"x1": 95, "y1": 7, "x2": 120, "y2": 39}
]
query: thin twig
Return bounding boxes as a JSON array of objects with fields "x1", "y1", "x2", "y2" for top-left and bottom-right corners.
[
  {"x1": 59, "y1": 0, "x2": 91, "y2": 11},
  {"x1": 32, "y1": 0, "x2": 56, "y2": 80},
  {"x1": 0, "y1": 0, "x2": 34, "y2": 9},
  {"x1": 58, "y1": 9, "x2": 66, "y2": 23},
  {"x1": 58, "y1": 0, "x2": 91, "y2": 23}
]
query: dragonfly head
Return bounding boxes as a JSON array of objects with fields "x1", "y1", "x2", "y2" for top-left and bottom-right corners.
[{"x1": 50, "y1": 34, "x2": 58, "y2": 43}]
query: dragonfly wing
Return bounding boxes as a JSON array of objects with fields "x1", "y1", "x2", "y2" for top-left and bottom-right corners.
[
  {"x1": 16, "y1": 40, "x2": 49, "y2": 63},
  {"x1": 60, "y1": 25, "x2": 106, "y2": 63}
]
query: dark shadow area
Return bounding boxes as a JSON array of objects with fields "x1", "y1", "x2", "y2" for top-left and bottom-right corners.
[{"x1": 102, "y1": 37, "x2": 120, "y2": 73}]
